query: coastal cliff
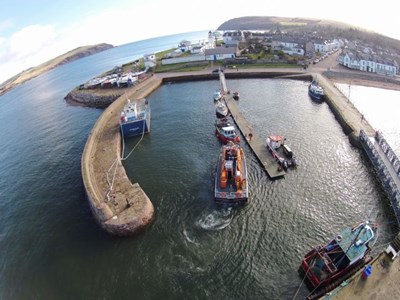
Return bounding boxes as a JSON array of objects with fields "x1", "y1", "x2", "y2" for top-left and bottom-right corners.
[{"x1": 0, "y1": 43, "x2": 114, "y2": 97}]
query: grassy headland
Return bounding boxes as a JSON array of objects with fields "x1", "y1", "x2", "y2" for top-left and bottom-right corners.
[{"x1": 0, "y1": 43, "x2": 114, "y2": 97}]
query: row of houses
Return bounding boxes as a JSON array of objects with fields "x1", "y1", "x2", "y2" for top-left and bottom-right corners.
[
  {"x1": 338, "y1": 49, "x2": 398, "y2": 76},
  {"x1": 223, "y1": 30, "x2": 341, "y2": 57},
  {"x1": 143, "y1": 30, "x2": 398, "y2": 76}
]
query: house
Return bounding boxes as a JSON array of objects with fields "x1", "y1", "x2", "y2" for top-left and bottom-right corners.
[
  {"x1": 204, "y1": 46, "x2": 238, "y2": 61},
  {"x1": 178, "y1": 40, "x2": 192, "y2": 52},
  {"x1": 191, "y1": 45, "x2": 205, "y2": 54},
  {"x1": 280, "y1": 37, "x2": 305, "y2": 56},
  {"x1": 144, "y1": 53, "x2": 156, "y2": 68},
  {"x1": 339, "y1": 50, "x2": 397, "y2": 76},
  {"x1": 222, "y1": 31, "x2": 245, "y2": 46},
  {"x1": 313, "y1": 39, "x2": 336, "y2": 53}
]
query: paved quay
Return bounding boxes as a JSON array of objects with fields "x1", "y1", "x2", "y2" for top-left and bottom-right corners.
[
  {"x1": 315, "y1": 73, "x2": 376, "y2": 146},
  {"x1": 323, "y1": 252, "x2": 400, "y2": 300}
]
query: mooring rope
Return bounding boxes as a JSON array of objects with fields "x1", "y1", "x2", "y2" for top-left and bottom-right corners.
[{"x1": 105, "y1": 113, "x2": 147, "y2": 201}]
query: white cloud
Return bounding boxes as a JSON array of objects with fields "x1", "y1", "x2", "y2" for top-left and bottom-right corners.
[
  {"x1": 0, "y1": 19, "x2": 13, "y2": 32},
  {"x1": 8, "y1": 24, "x2": 56, "y2": 59}
]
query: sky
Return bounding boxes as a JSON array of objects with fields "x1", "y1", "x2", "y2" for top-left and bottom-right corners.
[{"x1": 1, "y1": 0, "x2": 399, "y2": 84}]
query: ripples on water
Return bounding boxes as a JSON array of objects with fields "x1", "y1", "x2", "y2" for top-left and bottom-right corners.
[
  {"x1": 121, "y1": 79, "x2": 395, "y2": 299},
  {"x1": 0, "y1": 71, "x2": 398, "y2": 299}
]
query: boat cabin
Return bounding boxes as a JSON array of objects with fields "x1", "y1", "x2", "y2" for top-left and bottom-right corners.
[
  {"x1": 222, "y1": 126, "x2": 236, "y2": 138},
  {"x1": 268, "y1": 135, "x2": 285, "y2": 149},
  {"x1": 283, "y1": 144, "x2": 293, "y2": 158}
]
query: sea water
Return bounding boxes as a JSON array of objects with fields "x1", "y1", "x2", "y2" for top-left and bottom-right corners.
[{"x1": 0, "y1": 31, "x2": 398, "y2": 299}]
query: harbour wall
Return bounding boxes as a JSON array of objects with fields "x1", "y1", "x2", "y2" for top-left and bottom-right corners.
[
  {"x1": 360, "y1": 129, "x2": 400, "y2": 225},
  {"x1": 81, "y1": 69, "x2": 380, "y2": 236},
  {"x1": 81, "y1": 76, "x2": 162, "y2": 236}
]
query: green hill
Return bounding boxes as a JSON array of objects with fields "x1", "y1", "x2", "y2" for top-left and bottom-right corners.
[
  {"x1": 217, "y1": 16, "x2": 400, "y2": 51},
  {"x1": 0, "y1": 43, "x2": 114, "y2": 96}
]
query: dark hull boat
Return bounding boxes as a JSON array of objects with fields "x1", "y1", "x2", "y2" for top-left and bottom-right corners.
[
  {"x1": 299, "y1": 221, "x2": 378, "y2": 297},
  {"x1": 308, "y1": 81, "x2": 325, "y2": 102},
  {"x1": 214, "y1": 141, "x2": 249, "y2": 204},
  {"x1": 120, "y1": 98, "x2": 151, "y2": 138}
]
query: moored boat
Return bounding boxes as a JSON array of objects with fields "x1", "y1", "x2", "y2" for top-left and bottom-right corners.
[
  {"x1": 215, "y1": 100, "x2": 229, "y2": 119},
  {"x1": 299, "y1": 221, "x2": 378, "y2": 295},
  {"x1": 265, "y1": 134, "x2": 297, "y2": 170},
  {"x1": 214, "y1": 141, "x2": 249, "y2": 204},
  {"x1": 120, "y1": 98, "x2": 151, "y2": 138},
  {"x1": 213, "y1": 89, "x2": 222, "y2": 102},
  {"x1": 215, "y1": 117, "x2": 240, "y2": 144},
  {"x1": 308, "y1": 80, "x2": 325, "y2": 101}
]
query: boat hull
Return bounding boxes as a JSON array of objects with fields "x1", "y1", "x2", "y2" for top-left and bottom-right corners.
[
  {"x1": 215, "y1": 130, "x2": 240, "y2": 144},
  {"x1": 216, "y1": 110, "x2": 228, "y2": 119},
  {"x1": 308, "y1": 90, "x2": 324, "y2": 101},
  {"x1": 300, "y1": 254, "x2": 370, "y2": 294},
  {"x1": 299, "y1": 221, "x2": 378, "y2": 295},
  {"x1": 120, "y1": 114, "x2": 151, "y2": 138},
  {"x1": 308, "y1": 83, "x2": 325, "y2": 102}
]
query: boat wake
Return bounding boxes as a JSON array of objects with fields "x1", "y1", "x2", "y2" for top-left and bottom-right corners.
[
  {"x1": 197, "y1": 208, "x2": 233, "y2": 231},
  {"x1": 182, "y1": 228, "x2": 200, "y2": 245}
]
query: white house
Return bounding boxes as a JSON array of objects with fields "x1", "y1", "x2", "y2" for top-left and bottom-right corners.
[
  {"x1": 339, "y1": 50, "x2": 397, "y2": 76},
  {"x1": 178, "y1": 40, "x2": 192, "y2": 52},
  {"x1": 280, "y1": 37, "x2": 305, "y2": 56},
  {"x1": 314, "y1": 39, "x2": 336, "y2": 53},
  {"x1": 222, "y1": 31, "x2": 245, "y2": 46},
  {"x1": 144, "y1": 53, "x2": 156, "y2": 68},
  {"x1": 191, "y1": 45, "x2": 205, "y2": 54},
  {"x1": 204, "y1": 46, "x2": 238, "y2": 61}
]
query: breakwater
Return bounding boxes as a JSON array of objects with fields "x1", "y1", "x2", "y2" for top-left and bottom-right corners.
[
  {"x1": 360, "y1": 129, "x2": 400, "y2": 225},
  {"x1": 81, "y1": 76, "x2": 161, "y2": 236},
  {"x1": 316, "y1": 74, "x2": 375, "y2": 148}
]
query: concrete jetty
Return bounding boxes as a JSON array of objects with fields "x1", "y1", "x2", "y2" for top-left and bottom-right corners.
[
  {"x1": 218, "y1": 70, "x2": 286, "y2": 178},
  {"x1": 323, "y1": 251, "x2": 400, "y2": 299},
  {"x1": 81, "y1": 75, "x2": 162, "y2": 236}
]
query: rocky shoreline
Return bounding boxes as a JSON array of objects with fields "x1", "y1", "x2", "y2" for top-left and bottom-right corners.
[{"x1": 64, "y1": 88, "x2": 127, "y2": 108}]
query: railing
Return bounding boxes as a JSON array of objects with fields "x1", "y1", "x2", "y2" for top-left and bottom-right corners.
[{"x1": 360, "y1": 129, "x2": 400, "y2": 225}]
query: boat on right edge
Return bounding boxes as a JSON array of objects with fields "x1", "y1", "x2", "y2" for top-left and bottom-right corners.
[
  {"x1": 298, "y1": 221, "x2": 379, "y2": 298},
  {"x1": 308, "y1": 80, "x2": 325, "y2": 102}
]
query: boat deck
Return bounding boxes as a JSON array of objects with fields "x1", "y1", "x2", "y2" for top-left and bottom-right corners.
[{"x1": 219, "y1": 71, "x2": 286, "y2": 179}]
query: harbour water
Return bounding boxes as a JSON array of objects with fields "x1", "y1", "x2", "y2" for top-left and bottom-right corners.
[{"x1": 0, "y1": 31, "x2": 399, "y2": 299}]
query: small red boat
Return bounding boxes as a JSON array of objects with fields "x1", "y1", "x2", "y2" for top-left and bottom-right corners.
[{"x1": 215, "y1": 117, "x2": 240, "y2": 144}]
